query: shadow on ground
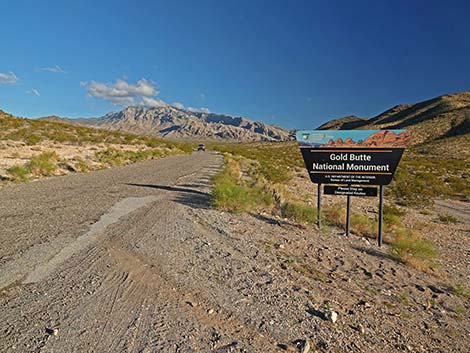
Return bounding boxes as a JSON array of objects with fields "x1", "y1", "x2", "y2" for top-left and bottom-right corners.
[
  {"x1": 351, "y1": 245, "x2": 397, "y2": 262},
  {"x1": 251, "y1": 212, "x2": 304, "y2": 228},
  {"x1": 126, "y1": 183, "x2": 212, "y2": 209}
]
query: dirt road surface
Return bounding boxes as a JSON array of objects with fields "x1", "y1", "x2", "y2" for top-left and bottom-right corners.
[{"x1": 0, "y1": 152, "x2": 468, "y2": 352}]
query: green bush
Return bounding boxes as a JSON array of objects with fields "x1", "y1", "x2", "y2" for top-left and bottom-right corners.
[
  {"x1": 389, "y1": 229, "x2": 438, "y2": 270},
  {"x1": 211, "y1": 159, "x2": 273, "y2": 213},
  {"x1": 322, "y1": 204, "x2": 346, "y2": 227},
  {"x1": 75, "y1": 158, "x2": 90, "y2": 172},
  {"x1": 26, "y1": 151, "x2": 59, "y2": 176},
  {"x1": 212, "y1": 179, "x2": 271, "y2": 213},
  {"x1": 438, "y1": 214, "x2": 458, "y2": 224},
  {"x1": 6, "y1": 165, "x2": 29, "y2": 182},
  {"x1": 282, "y1": 202, "x2": 317, "y2": 223},
  {"x1": 25, "y1": 134, "x2": 43, "y2": 145},
  {"x1": 350, "y1": 213, "x2": 377, "y2": 238}
]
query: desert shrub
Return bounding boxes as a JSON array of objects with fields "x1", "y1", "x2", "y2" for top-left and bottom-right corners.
[
  {"x1": 6, "y1": 165, "x2": 29, "y2": 182},
  {"x1": 438, "y1": 214, "x2": 458, "y2": 224},
  {"x1": 95, "y1": 148, "x2": 126, "y2": 166},
  {"x1": 26, "y1": 151, "x2": 59, "y2": 176},
  {"x1": 452, "y1": 283, "x2": 470, "y2": 299},
  {"x1": 384, "y1": 203, "x2": 406, "y2": 218},
  {"x1": 420, "y1": 209, "x2": 433, "y2": 216},
  {"x1": 212, "y1": 178, "x2": 271, "y2": 213},
  {"x1": 323, "y1": 203, "x2": 346, "y2": 227},
  {"x1": 389, "y1": 228, "x2": 438, "y2": 270},
  {"x1": 212, "y1": 158, "x2": 273, "y2": 213},
  {"x1": 74, "y1": 158, "x2": 90, "y2": 172},
  {"x1": 444, "y1": 176, "x2": 470, "y2": 197},
  {"x1": 350, "y1": 213, "x2": 377, "y2": 238},
  {"x1": 391, "y1": 154, "x2": 468, "y2": 207},
  {"x1": 95, "y1": 148, "x2": 176, "y2": 167},
  {"x1": 25, "y1": 134, "x2": 43, "y2": 145},
  {"x1": 282, "y1": 202, "x2": 317, "y2": 224},
  {"x1": 210, "y1": 142, "x2": 303, "y2": 184}
]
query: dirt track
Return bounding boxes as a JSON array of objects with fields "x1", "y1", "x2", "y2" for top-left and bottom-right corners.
[{"x1": 0, "y1": 152, "x2": 468, "y2": 352}]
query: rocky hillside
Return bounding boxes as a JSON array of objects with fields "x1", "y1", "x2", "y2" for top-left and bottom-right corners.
[
  {"x1": 318, "y1": 92, "x2": 470, "y2": 145},
  {"x1": 46, "y1": 105, "x2": 292, "y2": 142}
]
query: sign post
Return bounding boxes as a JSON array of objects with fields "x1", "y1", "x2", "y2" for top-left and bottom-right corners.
[
  {"x1": 346, "y1": 185, "x2": 351, "y2": 237},
  {"x1": 378, "y1": 185, "x2": 384, "y2": 246},
  {"x1": 317, "y1": 183, "x2": 322, "y2": 229},
  {"x1": 296, "y1": 129, "x2": 409, "y2": 246}
]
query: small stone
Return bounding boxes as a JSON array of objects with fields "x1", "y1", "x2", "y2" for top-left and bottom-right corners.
[
  {"x1": 325, "y1": 310, "x2": 338, "y2": 323},
  {"x1": 428, "y1": 285, "x2": 445, "y2": 294},
  {"x1": 207, "y1": 309, "x2": 214, "y2": 315},
  {"x1": 354, "y1": 324, "x2": 365, "y2": 334},
  {"x1": 299, "y1": 339, "x2": 310, "y2": 353},
  {"x1": 358, "y1": 300, "x2": 372, "y2": 308},
  {"x1": 415, "y1": 284, "x2": 425, "y2": 292},
  {"x1": 45, "y1": 327, "x2": 59, "y2": 336}
]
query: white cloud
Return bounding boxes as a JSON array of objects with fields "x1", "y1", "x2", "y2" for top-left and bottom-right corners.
[
  {"x1": 0, "y1": 71, "x2": 19, "y2": 84},
  {"x1": 41, "y1": 65, "x2": 66, "y2": 74},
  {"x1": 171, "y1": 102, "x2": 210, "y2": 113},
  {"x1": 27, "y1": 88, "x2": 40, "y2": 96},
  {"x1": 187, "y1": 106, "x2": 210, "y2": 113},
  {"x1": 82, "y1": 78, "x2": 211, "y2": 112},
  {"x1": 81, "y1": 78, "x2": 159, "y2": 106},
  {"x1": 142, "y1": 97, "x2": 167, "y2": 107}
]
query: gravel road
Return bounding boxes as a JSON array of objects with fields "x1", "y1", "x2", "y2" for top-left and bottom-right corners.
[{"x1": 0, "y1": 152, "x2": 468, "y2": 353}]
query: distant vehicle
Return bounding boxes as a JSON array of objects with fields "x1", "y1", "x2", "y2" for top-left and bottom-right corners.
[{"x1": 197, "y1": 144, "x2": 205, "y2": 151}]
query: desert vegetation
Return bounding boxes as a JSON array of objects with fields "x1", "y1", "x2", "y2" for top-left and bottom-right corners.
[
  {"x1": 0, "y1": 111, "x2": 194, "y2": 185},
  {"x1": 209, "y1": 141, "x2": 459, "y2": 272},
  {"x1": 390, "y1": 150, "x2": 469, "y2": 207}
]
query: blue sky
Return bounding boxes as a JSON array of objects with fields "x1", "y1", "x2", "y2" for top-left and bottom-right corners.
[{"x1": 0, "y1": 0, "x2": 469, "y2": 129}]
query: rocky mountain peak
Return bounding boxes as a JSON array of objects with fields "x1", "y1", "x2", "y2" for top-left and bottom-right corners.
[{"x1": 78, "y1": 105, "x2": 291, "y2": 141}]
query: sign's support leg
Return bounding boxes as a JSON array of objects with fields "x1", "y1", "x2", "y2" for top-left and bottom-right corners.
[
  {"x1": 346, "y1": 185, "x2": 351, "y2": 236},
  {"x1": 378, "y1": 185, "x2": 384, "y2": 247},
  {"x1": 317, "y1": 183, "x2": 322, "y2": 229}
]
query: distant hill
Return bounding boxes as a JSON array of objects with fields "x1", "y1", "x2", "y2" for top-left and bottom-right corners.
[
  {"x1": 318, "y1": 92, "x2": 470, "y2": 146},
  {"x1": 41, "y1": 105, "x2": 292, "y2": 142}
]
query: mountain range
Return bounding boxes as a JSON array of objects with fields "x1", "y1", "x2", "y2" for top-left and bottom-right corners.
[
  {"x1": 31, "y1": 91, "x2": 470, "y2": 147},
  {"x1": 318, "y1": 91, "x2": 470, "y2": 145},
  {"x1": 42, "y1": 105, "x2": 292, "y2": 142}
]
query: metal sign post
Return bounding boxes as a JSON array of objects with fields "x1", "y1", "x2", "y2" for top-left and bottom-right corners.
[
  {"x1": 317, "y1": 183, "x2": 322, "y2": 229},
  {"x1": 378, "y1": 185, "x2": 384, "y2": 247},
  {"x1": 346, "y1": 185, "x2": 351, "y2": 236}
]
